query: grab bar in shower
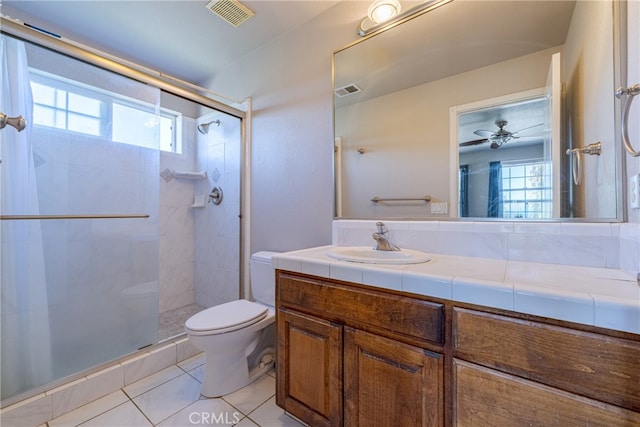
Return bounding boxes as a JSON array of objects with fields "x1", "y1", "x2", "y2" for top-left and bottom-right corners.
[
  {"x1": 371, "y1": 196, "x2": 432, "y2": 203},
  {"x1": 615, "y1": 84, "x2": 640, "y2": 157},
  {"x1": 0, "y1": 112, "x2": 26, "y2": 132},
  {"x1": 0, "y1": 214, "x2": 150, "y2": 220}
]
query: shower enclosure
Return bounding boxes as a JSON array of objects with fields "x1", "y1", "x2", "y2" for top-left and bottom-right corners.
[
  {"x1": 1, "y1": 24, "x2": 245, "y2": 405},
  {"x1": 1, "y1": 32, "x2": 161, "y2": 401}
]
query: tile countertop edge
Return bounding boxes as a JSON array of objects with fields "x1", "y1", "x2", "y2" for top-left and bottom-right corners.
[{"x1": 271, "y1": 246, "x2": 640, "y2": 335}]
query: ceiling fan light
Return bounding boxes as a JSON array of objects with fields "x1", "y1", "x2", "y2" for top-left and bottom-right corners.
[{"x1": 368, "y1": 0, "x2": 401, "y2": 24}]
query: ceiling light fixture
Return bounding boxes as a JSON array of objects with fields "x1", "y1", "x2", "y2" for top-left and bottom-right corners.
[
  {"x1": 358, "y1": 0, "x2": 452, "y2": 37},
  {"x1": 368, "y1": 0, "x2": 402, "y2": 25}
]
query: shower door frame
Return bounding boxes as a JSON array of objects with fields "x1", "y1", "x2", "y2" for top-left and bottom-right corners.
[{"x1": 0, "y1": 16, "x2": 251, "y2": 407}]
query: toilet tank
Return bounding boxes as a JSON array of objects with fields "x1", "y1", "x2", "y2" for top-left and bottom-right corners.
[{"x1": 250, "y1": 251, "x2": 278, "y2": 306}]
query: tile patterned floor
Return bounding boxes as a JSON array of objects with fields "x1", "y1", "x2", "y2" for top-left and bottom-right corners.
[
  {"x1": 46, "y1": 353, "x2": 305, "y2": 427},
  {"x1": 158, "y1": 304, "x2": 206, "y2": 342}
]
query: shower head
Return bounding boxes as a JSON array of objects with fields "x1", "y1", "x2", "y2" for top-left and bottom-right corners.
[{"x1": 197, "y1": 119, "x2": 221, "y2": 135}]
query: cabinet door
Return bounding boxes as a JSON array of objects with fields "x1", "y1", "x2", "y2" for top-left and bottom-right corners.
[
  {"x1": 454, "y1": 360, "x2": 640, "y2": 426},
  {"x1": 344, "y1": 327, "x2": 443, "y2": 427},
  {"x1": 276, "y1": 308, "x2": 343, "y2": 427}
]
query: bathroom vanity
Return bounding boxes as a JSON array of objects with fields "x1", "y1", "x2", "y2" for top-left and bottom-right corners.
[{"x1": 273, "y1": 247, "x2": 640, "y2": 426}]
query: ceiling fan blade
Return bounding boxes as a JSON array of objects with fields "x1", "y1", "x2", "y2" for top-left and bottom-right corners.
[
  {"x1": 473, "y1": 129, "x2": 495, "y2": 137},
  {"x1": 459, "y1": 138, "x2": 489, "y2": 147},
  {"x1": 511, "y1": 122, "x2": 544, "y2": 136}
]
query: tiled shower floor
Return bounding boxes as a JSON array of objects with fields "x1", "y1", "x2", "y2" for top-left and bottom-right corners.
[{"x1": 158, "y1": 303, "x2": 205, "y2": 342}]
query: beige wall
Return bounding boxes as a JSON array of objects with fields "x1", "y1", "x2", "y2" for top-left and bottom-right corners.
[{"x1": 204, "y1": 2, "x2": 365, "y2": 253}]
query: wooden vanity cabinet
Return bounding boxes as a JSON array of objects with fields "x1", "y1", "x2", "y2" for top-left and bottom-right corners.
[
  {"x1": 276, "y1": 270, "x2": 640, "y2": 426},
  {"x1": 344, "y1": 327, "x2": 443, "y2": 427},
  {"x1": 452, "y1": 307, "x2": 640, "y2": 426},
  {"x1": 276, "y1": 271, "x2": 445, "y2": 427},
  {"x1": 277, "y1": 308, "x2": 343, "y2": 427}
]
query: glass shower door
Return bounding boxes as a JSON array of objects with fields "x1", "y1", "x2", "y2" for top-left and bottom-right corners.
[{"x1": 1, "y1": 34, "x2": 160, "y2": 401}]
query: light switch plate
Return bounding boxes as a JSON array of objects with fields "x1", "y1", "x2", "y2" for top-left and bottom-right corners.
[{"x1": 630, "y1": 173, "x2": 640, "y2": 209}]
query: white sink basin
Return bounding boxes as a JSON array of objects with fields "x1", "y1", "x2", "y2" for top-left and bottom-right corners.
[{"x1": 326, "y1": 246, "x2": 430, "y2": 265}]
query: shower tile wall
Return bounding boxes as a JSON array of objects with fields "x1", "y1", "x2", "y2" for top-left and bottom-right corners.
[
  {"x1": 159, "y1": 113, "x2": 241, "y2": 314},
  {"x1": 159, "y1": 116, "x2": 197, "y2": 313},
  {"x1": 194, "y1": 114, "x2": 241, "y2": 307}
]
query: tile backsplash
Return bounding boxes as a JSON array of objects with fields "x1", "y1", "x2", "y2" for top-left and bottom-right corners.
[{"x1": 333, "y1": 220, "x2": 640, "y2": 274}]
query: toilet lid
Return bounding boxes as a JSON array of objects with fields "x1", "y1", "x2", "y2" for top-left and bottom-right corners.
[{"x1": 185, "y1": 299, "x2": 268, "y2": 334}]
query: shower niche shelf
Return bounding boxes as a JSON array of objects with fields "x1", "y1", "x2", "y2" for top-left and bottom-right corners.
[{"x1": 173, "y1": 170, "x2": 208, "y2": 180}]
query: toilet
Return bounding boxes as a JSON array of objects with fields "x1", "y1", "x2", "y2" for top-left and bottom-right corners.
[{"x1": 185, "y1": 251, "x2": 278, "y2": 397}]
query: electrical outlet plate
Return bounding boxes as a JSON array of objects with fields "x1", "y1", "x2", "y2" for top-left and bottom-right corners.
[
  {"x1": 630, "y1": 173, "x2": 640, "y2": 209},
  {"x1": 431, "y1": 202, "x2": 448, "y2": 214}
]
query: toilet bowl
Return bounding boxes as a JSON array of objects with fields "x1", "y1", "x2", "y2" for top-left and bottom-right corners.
[{"x1": 185, "y1": 251, "x2": 277, "y2": 397}]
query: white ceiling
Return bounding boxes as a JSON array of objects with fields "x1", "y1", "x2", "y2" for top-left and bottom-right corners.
[{"x1": 1, "y1": 0, "x2": 341, "y2": 85}]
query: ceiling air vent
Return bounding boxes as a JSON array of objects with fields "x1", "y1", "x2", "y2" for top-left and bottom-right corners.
[
  {"x1": 205, "y1": 0, "x2": 255, "y2": 27},
  {"x1": 335, "y1": 84, "x2": 362, "y2": 97}
]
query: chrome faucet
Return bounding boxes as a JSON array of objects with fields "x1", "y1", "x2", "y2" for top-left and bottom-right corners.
[{"x1": 372, "y1": 222, "x2": 400, "y2": 251}]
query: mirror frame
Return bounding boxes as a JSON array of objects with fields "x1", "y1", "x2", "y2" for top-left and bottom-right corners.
[{"x1": 332, "y1": 0, "x2": 627, "y2": 222}]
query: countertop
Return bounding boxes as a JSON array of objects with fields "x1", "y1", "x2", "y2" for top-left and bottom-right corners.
[{"x1": 272, "y1": 245, "x2": 640, "y2": 335}]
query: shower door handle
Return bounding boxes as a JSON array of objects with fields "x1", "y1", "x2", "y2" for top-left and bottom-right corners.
[{"x1": 0, "y1": 112, "x2": 26, "y2": 132}]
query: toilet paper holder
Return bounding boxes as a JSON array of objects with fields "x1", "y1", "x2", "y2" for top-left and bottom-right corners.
[{"x1": 209, "y1": 186, "x2": 223, "y2": 205}]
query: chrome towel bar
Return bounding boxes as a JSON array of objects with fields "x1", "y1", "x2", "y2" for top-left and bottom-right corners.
[
  {"x1": 371, "y1": 196, "x2": 432, "y2": 203},
  {"x1": 0, "y1": 214, "x2": 150, "y2": 220}
]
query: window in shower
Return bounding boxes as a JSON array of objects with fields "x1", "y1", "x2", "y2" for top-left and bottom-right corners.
[{"x1": 30, "y1": 70, "x2": 182, "y2": 153}]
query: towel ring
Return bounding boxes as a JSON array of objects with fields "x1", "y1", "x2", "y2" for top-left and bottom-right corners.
[
  {"x1": 615, "y1": 84, "x2": 640, "y2": 157},
  {"x1": 566, "y1": 142, "x2": 601, "y2": 186}
]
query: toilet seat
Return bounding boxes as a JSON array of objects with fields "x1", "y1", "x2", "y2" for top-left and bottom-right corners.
[{"x1": 185, "y1": 299, "x2": 268, "y2": 335}]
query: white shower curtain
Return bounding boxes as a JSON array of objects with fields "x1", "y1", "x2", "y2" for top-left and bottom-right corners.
[{"x1": 0, "y1": 34, "x2": 53, "y2": 399}]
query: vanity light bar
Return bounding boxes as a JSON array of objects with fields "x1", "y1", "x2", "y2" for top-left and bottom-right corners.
[{"x1": 358, "y1": 0, "x2": 452, "y2": 37}]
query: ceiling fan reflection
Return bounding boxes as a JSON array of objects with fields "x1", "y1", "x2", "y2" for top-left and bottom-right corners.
[{"x1": 460, "y1": 120, "x2": 543, "y2": 149}]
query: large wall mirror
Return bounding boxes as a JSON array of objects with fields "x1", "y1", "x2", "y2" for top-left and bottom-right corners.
[{"x1": 334, "y1": 0, "x2": 625, "y2": 221}]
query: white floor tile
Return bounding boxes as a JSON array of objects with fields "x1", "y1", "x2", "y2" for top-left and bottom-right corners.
[
  {"x1": 157, "y1": 397, "x2": 242, "y2": 426},
  {"x1": 78, "y1": 401, "x2": 151, "y2": 427},
  {"x1": 133, "y1": 373, "x2": 202, "y2": 424},
  {"x1": 223, "y1": 374, "x2": 275, "y2": 415},
  {"x1": 178, "y1": 353, "x2": 205, "y2": 373},
  {"x1": 124, "y1": 366, "x2": 185, "y2": 399},
  {"x1": 49, "y1": 390, "x2": 129, "y2": 427},
  {"x1": 234, "y1": 416, "x2": 259, "y2": 426},
  {"x1": 245, "y1": 397, "x2": 306, "y2": 427},
  {"x1": 14, "y1": 358, "x2": 288, "y2": 427},
  {"x1": 187, "y1": 364, "x2": 205, "y2": 384}
]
